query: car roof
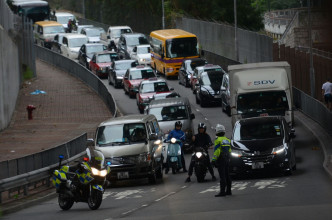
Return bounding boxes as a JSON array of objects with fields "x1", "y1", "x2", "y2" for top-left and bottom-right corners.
[
  {"x1": 122, "y1": 33, "x2": 146, "y2": 38},
  {"x1": 149, "y1": 97, "x2": 189, "y2": 108},
  {"x1": 35, "y1": 21, "x2": 63, "y2": 27},
  {"x1": 84, "y1": 43, "x2": 104, "y2": 47},
  {"x1": 114, "y1": 59, "x2": 137, "y2": 64},
  {"x1": 109, "y1": 26, "x2": 131, "y2": 30},
  {"x1": 63, "y1": 34, "x2": 87, "y2": 39},
  {"x1": 140, "y1": 78, "x2": 166, "y2": 84},
  {"x1": 129, "y1": 66, "x2": 153, "y2": 71},
  {"x1": 183, "y1": 58, "x2": 206, "y2": 63},
  {"x1": 94, "y1": 51, "x2": 117, "y2": 56},
  {"x1": 136, "y1": 44, "x2": 150, "y2": 48},
  {"x1": 83, "y1": 27, "x2": 104, "y2": 31},
  {"x1": 237, "y1": 116, "x2": 284, "y2": 126},
  {"x1": 196, "y1": 64, "x2": 221, "y2": 70},
  {"x1": 98, "y1": 114, "x2": 157, "y2": 126}
]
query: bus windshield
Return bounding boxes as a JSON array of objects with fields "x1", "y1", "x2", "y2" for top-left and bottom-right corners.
[
  {"x1": 19, "y1": 5, "x2": 50, "y2": 22},
  {"x1": 166, "y1": 37, "x2": 198, "y2": 58}
]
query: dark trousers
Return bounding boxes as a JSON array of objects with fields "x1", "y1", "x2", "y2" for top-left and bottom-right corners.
[
  {"x1": 217, "y1": 159, "x2": 232, "y2": 193},
  {"x1": 181, "y1": 147, "x2": 186, "y2": 170},
  {"x1": 188, "y1": 154, "x2": 214, "y2": 177}
]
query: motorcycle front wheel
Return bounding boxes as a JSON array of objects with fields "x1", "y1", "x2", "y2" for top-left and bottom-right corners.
[
  {"x1": 58, "y1": 193, "x2": 74, "y2": 210},
  {"x1": 195, "y1": 166, "x2": 205, "y2": 183},
  {"x1": 88, "y1": 190, "x2": 103, "y2": 210}
]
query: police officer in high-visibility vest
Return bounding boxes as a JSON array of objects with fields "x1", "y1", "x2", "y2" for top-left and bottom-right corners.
[{"x1": 211, "y1": 124, "x2": 232, "y2": 197}]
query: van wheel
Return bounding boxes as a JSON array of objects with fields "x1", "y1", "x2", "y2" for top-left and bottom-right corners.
[
  {"x1": 156, "y1": 166, "x2": 163, "y2": 179},
  {"x1": 148, "y1": 167, "x2": 157, "y2": 184},
  {"x1": 196, "y1": 94, "x2": 200, "y2": 104}
]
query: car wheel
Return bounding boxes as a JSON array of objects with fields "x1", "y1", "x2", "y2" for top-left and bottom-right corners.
[
  {"x1": 185, "y1": 79, "x2": 190, "y2": 87},
  {"x1": 200, "y1": 98, "x2": 206, "y2": 107},
  {"x1": 148, "y1": 165, "x2": 157, "y2": 184},
  {"x1": 226, "y1": 105, "x2": 231, "y2": 117}
]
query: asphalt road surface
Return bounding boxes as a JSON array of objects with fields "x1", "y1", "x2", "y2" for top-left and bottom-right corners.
[{"x1": 4, "y1": 74, "x2": 332, "y2": 220}]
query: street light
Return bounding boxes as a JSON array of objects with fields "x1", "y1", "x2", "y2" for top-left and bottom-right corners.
[
  {"x1": 308, "y1": 0, "x2": 315, "y2": 97},
  {"x1": 162, "y1": 0, "x2": 165, "y2": 29},
  {"x1": 234, "y1": 0, "x2": 239, "y2": 61}
]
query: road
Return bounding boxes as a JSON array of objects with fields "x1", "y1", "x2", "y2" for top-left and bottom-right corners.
[{"x1": 4, "y1": 73, "x2": 332, "y2": 219}]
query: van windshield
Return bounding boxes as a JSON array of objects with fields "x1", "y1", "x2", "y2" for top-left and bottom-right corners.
[
  {"x1": 96, "y1": 123, "x2": 147, "y2": 146},
  {"x1": 237, "y1": 91, "x2": 289, "y2": 116},
  {"x1": 149, "y1": 105, "x2": 188, "y2": 121}
]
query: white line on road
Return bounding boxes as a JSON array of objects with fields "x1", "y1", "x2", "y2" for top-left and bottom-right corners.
[
  {"x1": 205, "y1": 117, "x2": 208, "y2": 121},
  {"x1": 122, "y1": 208, "x2": 138, "y2": 215},
  {"x1": 181, "y1": 186, "x2": 187, "y2": 189},
  {"x1": 155, "y1": 192, "x2": 176, "y2": 202},
  {"x1": 196, "y1": 109, "x2": 200, "y2": 112}
]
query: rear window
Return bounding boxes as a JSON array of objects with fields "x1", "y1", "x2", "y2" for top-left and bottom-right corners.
[{"x1": 149, "y1": 105, "x2": 188, "y2": 121}]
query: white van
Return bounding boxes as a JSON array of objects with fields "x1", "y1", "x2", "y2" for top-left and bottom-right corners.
[{"x1": 100, "y1": 26, "x2": 133, "y2": 46}]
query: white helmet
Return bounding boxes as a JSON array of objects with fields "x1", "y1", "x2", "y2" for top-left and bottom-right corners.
[{"x1": 215, "y1": 124, "x2": 225, "y2": 134}]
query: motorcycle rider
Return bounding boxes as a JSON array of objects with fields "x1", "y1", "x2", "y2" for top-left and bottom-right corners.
[
  {"x1": 211, "y1": 124, "x2": 232, "y2": 197},
  {"x1": 185, "y1": 123, "x2": 216, "y2": 182},
  {"x1": 165, "y1": 121, "x2": 187, "y2": 173}
]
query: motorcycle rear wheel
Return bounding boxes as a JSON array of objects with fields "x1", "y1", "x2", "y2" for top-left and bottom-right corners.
[
  {"x1": 88, "y1": 190, "x2": 103, "y2": 210},
  {"x1": 58, "y1": 193, "x2": 74, "y2": 210},
  {"x1": 195, "y1": 166, "x2": 205, "y2": 183}
]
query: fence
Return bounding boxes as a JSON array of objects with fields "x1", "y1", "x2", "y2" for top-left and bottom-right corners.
[{"x1": 176, "y1": 17, "x2": 273, "y2": 64}]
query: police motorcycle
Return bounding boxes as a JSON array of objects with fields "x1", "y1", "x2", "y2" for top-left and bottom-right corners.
[
  {"x1": 52, "y1": 148, "x2": 111, "y2": 210},
  {"x1": 163, "y1": 137, "x2": 182, "y2": 174},
  {"x1": 193, "y1": 146, "x2": 209, "y2": 182}
]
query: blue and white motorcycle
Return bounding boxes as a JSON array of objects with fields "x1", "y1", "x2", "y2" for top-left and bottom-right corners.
[{"x1": 162, "y1": 137, "x2": 182, "y2": 174}]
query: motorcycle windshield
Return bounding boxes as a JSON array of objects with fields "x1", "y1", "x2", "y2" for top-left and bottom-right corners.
[{"x1": 90, "y1": 149, "x2": 106, "y2": 169}]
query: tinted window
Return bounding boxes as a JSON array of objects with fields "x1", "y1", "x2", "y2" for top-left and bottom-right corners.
[{"x1": 149, "y1": 105, "x2": 188, "y2": 121}]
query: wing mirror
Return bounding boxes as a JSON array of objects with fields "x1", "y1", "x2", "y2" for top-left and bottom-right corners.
[
  {"x1": 149, "y1": 133, "x2": 158, "y2": 140},
  {"x1": 220, "y1": 86, "x2": 226, "y2": 92}
]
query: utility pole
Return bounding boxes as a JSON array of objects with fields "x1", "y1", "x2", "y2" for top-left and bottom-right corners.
[
  {"x1": 82, "y1": 0, "x2": 85, "y2": 18},
  {"x1": 162, "y1": 0, "x2": 165, "y2": 29},
  {"x1": 234, "y1": 0, "x2": 239, "y2": 61},
  {"x1": 308, "y1": 0, "x2": 315, "y2": 97}
]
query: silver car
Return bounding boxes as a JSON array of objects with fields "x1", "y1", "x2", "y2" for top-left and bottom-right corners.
[
  {"x1": 145, "y1": 97, "x2": 195, "y2": 152},
  {"x1": 91, "y1": 114, "x2": 164, "y2": 184}
]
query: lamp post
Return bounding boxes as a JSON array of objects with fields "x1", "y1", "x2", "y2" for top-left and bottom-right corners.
[
  {"x1": 162, "y1": 0, "x2": 165, "y2": 29},
  {"x1": 82, "y1": 0, "x2": 85, "y2": 18},
  {"x1": 234, "y1": 0, "x2": 239, "y2": 61}
]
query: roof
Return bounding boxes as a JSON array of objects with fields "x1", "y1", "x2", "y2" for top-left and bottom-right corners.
[
  {"x1": 129, "y1": 66, "x2": 153, "y2": 71},
  {"x1": 84, "y1": 43, "x2": 104, "y2": 47},
  {"x1": 63, "y1": 34, "x2": 87, "y2": 39},
  {"x1": 196, "y1": 64, "x2": 221, "y2": 70},
  {"x1": 34, "y1": 21, "x2": 62, "y2": 27},
  {"x1": 122, "y1": 33, "x2": 146, "y2": 38},
  {"x1": 98, "y1": 114, "x2": 156, "y2": 127},
  {"x1": 149, "y1": 97, "x2": 189, "y2": 108},
  {"x1": 108, "y1": 26, "x2": 131, "y2": 30},
  {"x1": 150, "y1": 29, "x2": 196, "y2": 39},
  {"x1": 183, "y1": 58, "x2": 206, "y2": 63},
  {"x1": 140, "y1": 78, "x2": 165, "y2": 84},
  {"x1": 114, "y1": 59, "x2": 137, "y2": 64},
  {"x1": 94, "y1": 51, "x2": 118, "y2": 56},
  {"x1": 12, "y1": 0, "x2": 48, "y2": 6}
]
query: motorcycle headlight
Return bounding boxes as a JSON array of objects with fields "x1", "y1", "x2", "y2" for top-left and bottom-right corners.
[
  {"x1": 91, "y1": 167, "x2": 99, "y2": 175},
  {"x1": 171, "y1": 138, "x2": 176, "y2": 144},
  {"x1": 272, "y1": 145, "x2": 286, "y2": 155},
  {"x1": 99, "y1": 169, "x2": 107, "y2": 177},
  {"x1": 196, "y1": 152, "x2": 203, "y2": 158}
]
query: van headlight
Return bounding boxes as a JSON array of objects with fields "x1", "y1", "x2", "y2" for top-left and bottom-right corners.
[
  {"x1": 231, "y1": 149, "x2": 252, "y2": 157},
  {"x1": 272, "y1": 145, "x2": 286, "y2": 155},
  {"x1": 138, "y1": 152, "x2": 151, "y2": 162}
]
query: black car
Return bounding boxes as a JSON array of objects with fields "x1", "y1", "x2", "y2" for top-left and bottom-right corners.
[
  {"x1": 195, "y1": 70, "x2": 225, "y2": 107},
  {"x1": 108, "y1": 59, "x2": 138, "y2": 88},
  {"x1": 117, "y1": 33, "x2": 149, "y2": 59},
  {"x1": 230, "y1": 116, "x2": 296, "y2": 176},
  {"x1": 78, "y1": 43, "x2": 107, "y2": 69},
  {"x1": 178, "y1": 58, "x2": 207, "y2": 87}
]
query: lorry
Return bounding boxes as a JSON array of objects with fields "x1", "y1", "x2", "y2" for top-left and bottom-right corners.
[{"x1": 227, "y1": 61, "x2": 294, "y2": 128}]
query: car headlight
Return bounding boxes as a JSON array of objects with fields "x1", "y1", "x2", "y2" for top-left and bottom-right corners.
[
  {"x1": 139, "y1": 58, "x2": 146, "y2": 62},
  {"x1": 196, "y1": 152, "x2": 202, "y2": 158},
  {"x1": 231, "y1": 149, "x2": 252, "y2": 157},
  {"x1": 142, "y1": 98, "x2": 150, "y2": 103},
  {"x1": 154, "y1": 139, "x2": 161, "y2": 145},
  {"x1": 272, "y1": 145, "x2": 286, "y2": 155},
  {"x1": 138, "y1": 152, "x2": 151, "y2": 162}
]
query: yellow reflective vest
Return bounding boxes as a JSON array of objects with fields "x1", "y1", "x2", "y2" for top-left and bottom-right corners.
[{"x1": 212, "y1": 136, "x2": 231, "y2": 162}]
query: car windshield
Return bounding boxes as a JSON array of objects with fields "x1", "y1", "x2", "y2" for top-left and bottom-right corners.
[
  {"x1": 233, "y1": 120, "x2": 283, "y2": 141},
  {"x1": 85, "y1": 28, "x2": 104, "y2": 37},
  {"x1": 166, "y1": 37, "x2": 198, "y2": 58},
  {"x1": 56, "y1": 15, "x2": 74, "y2": 24},
  {"x1": 86, "y1": 45, "x2": 105, "y2": 54},
  {"x1": 115, "y1": 61, "x2": 134, "y2": 70},
  {"x1": 141, "y1": 82, "x2": 169, "y2": 93},
  {"x1": 111, "y1": 28, "x2": 132, "y2": 38},
  {"x1": 201, "y1": 72, "x2": 223, "y2": 89},
  {"x1": 43, "y1": 26, "x2": 65, "y2": 34},
  {"x1": 96, "y1": 123, "x2": 147, "y2": 146},
  {"x1": 137, "y1": 46, "x2": 150, "y2": 54},
  {"x1": 130, "y1": 69, "x2": 155, "y2": 80},
  {"x1": 126, "y1": 35, "x2": 148, "y2": 46},
  {"x1": 149, "y1": 105, "x2": 188, "y2": 121},
  {"x1": 68, "y1": 38, "x2": 87, "y2": 48},
  {"x1": 97, "y1": 53, "x2": 119, "y2": 63},
  {"x1": 237, "y1": 91, "x2": 289, "y2": 115}
]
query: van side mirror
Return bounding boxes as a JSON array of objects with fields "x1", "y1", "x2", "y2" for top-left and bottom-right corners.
[
  {"x1": 190, "y1": 113, "x2": 195, "y2": 120},
  {"x1": 149, "y1": 133, "x2": 158, "y2": 140}
]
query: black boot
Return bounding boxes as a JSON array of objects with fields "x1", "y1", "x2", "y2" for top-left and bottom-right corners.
[
  {"x1": 215, "y1": 187, "x2": 226, "y2": 197},
  {"x1": 226, "y1": 184, "x2": 232, "y2": 195}
]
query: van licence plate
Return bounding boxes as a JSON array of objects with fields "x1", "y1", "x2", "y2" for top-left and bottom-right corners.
[
  {"x1": 252, "y1": 162, "x2": 264, "y2": 169},
  {"x1": 117, "y1": 172, "x2": 129, "y2": 179}
]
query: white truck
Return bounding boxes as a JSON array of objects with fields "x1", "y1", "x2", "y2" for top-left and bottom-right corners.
[{"x1": 228, "y1": 61, "x2": 294, "y2": 127}]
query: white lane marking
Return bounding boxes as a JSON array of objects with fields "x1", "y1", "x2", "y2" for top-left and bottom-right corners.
[
  {"x1": 122, "y1": 208, "x2": 138, "y2": 215},
  {"x1": 205, "y1": 117, "x2": 208, "y2": 121},
  {"x1": 141, "y1": 204, "x2": 148, "y2": 207},
  {"x1": 196, "y1": 109, "x2": 200, "y2": 112},
  {"x1": 155, "y1": 192, "x2": 176, "y2": 202},
  {"x1": 181, "y1": 186, "x2": 187, "y2": 189}
]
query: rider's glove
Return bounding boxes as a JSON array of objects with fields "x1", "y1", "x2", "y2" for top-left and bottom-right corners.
[{"x1": 211, "y1": 160, "x2": 216, "y2": 168}]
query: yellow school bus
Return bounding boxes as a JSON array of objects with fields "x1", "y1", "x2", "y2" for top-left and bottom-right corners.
[{"x1": 150, "y1": 29, "x2": 200, "y2": 77}]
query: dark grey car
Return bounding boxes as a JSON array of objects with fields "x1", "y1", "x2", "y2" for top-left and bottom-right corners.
[
  {"x1": 230, "y1": 116, "x2": 296, "y2": 176},
  {"x1": 78, "y1": 43, "x2": 107, "y2": 69},
  {"x1": 117, "y1": 33, "x2": 149, "y2": 59}
]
